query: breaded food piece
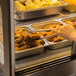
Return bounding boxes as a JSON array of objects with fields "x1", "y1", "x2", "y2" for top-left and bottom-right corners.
[
  {"x1": 26, "y1": 33, "x2": 41, "y2": 40},
  {"x1": 36, "y1": 40, "x2": 45, "y2": 46},
  {"x1": 14, "y1": 1, "x2": 26, "y2": 11},
  {"x1": 38, "y1": 32, "x2": 49, "y2": 37},
  {"x1": 62, "y1": 0, "x2": 76, "y2": 5},
  {"x1": 19, "y1": 0, "x2": 27, "y2": 4},
  {"x1": 15, "y1": 30, "x2": 44, "y2": 51},
  {"x1": 15, "y1": 45, "x2": 30, "y2": 51},
  {"x1": 53, "y1": 36, "x2": 64, "y2": 42}
]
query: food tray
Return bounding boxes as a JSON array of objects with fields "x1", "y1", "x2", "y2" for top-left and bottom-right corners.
[
  {"x1": 59, "y1": 15, "x2": 76, "y2": 28},
  {"x1": 60, "y1": 15, "x2": 76, "y2": 22},
  {"x1": 15, "y1": 0, "x2": 67, "y2": 20},
  {"x1": 46, "y1": 40, "x2": 72, "y2": 49},
  {"x1": 64, "y1": 5, "x2": 76, "y2": 12},
  {"x1": 31, "y1": 20, "x2": 62, "y2": 30},
  {"x1": 15, "y1": 26, "x2": 49, "y2": 59},
  {"x1": 30, "y1": 19, "x2": 72, "y2": 49},
  {"x1": 15, "y1": 40, "x2": 48, "y2": 59},
  {"x1": 15, "y1": 26, "x2": 31, "y2": 31}
]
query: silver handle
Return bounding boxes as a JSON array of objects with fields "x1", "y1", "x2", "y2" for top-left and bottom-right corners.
[{"x1": 40, "y1": 33, "x2": 58, "y2": 40}]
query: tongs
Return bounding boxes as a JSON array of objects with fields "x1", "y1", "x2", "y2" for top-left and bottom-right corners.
[
  {"x1": 40, "y1": 33, "x2": 57, "y2": 40},
  {"x1": 40, "y1": 20, "x2": 66, "y2": 40},
  {"x1": 57, "y1": 19, "x2": 66, "y2": 25},
  {"x1": 27, "y1": 20, "x2": 66, "y2": 40},
  {"x1": 27, "y1": 29, "x2": 51, "y2": 33}
]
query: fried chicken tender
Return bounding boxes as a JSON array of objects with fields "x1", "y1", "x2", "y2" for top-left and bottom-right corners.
[
  {"x1": 38, "y1": 32, "x2": 49, "y2": 37},
  {"x1": 34, "y1": 0, "x2": 42, "y2": 6},
  {"x1": 25, "y1": 33, "x2": 41, "y2": 40},
  {"x1": 26, "y1": 0, "x2": 40, "y2": 10},
  {"x1": 42, "y1": 24, "x2": 64, "y2": 42},
  {"x1": 14, "y1": 1, "x2": 26, "y2": 11},
  {"x1": 44, "y1": 23, "x2": 62, "y2": 29},
  {"x1": 46, "y1": 32, "x2": 57, "y2": 42},
  {"x1": 53, "y1": 36, "x2": 64, "y2": 42},
  {"x1": 15, "y1": 45, "x2": 30, "y2": 51},
  {"x1": 50, "y1": 0, "x2": 61, "y2": 5},
  {"x1": 36, "y1": 40, "x2": 45, "y2": 46}
]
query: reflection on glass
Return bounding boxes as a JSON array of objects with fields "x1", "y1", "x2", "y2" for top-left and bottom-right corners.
[
  {"x1": 0, "y1": 6, "x2": 4, "y2": 65},
  {"x1": 0, "y1": 6, "x2": 3, "y2": 44}
]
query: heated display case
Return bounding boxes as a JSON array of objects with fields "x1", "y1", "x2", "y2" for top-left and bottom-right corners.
[{"x1": 0, "y1": 0, "x2": 76, "y2": 76}]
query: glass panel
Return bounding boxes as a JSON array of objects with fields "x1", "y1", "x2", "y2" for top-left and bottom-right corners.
[
  {"x1": 0, "y1": 6, "x2": 3, "y2": 43},
  {"x1": 0, "y1": 6, "x2": 4, "y2": 65}
]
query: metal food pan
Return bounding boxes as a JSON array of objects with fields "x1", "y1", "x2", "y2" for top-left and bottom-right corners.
[
  {"x1": 31, "y1": 20, "x2": 62, "y2": 30},
  {"x1": 30, "y1": 20, "x2": 72, "y2": 49},
  {"x1": 64, "y1": 5, "x2": 76, "y2": 12},
  {"x1": 15, "y1": 26, "x2": 31, "y2": 31},
  {"x1": 59, "y1": 15, "x2": 76, "y2": 28},
  {"x1": 15, "y1": 39, "x2": 48, "y2": 59},
  {"x1": 60, "y1": 15, "x2": 76, "y2": 22},
  {"x1": 15, "y1": 26, "x2": 49, "y2": 59},
  {"x1": 46, "y1": 40, "x2": 72, "y2": 49},
  {"x1": 15, "y1": 0, "x2": 67, "y2": 20}
]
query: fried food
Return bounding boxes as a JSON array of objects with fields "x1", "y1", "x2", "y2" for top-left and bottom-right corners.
[
  {"x1": 15, "y1": 45, "x2": 30, "y2": 51},
  {"x1": 38, "y1": 23, "x2": 64, "y2": 42},
  {"x1": 62, "y1": 0, "x2": 76, "y2": 5},
  {"x1": 15, "y1": 29, "x2": 45, "y2": 51},
  {"x1": 46, "y1": 33, "x2": 64, "y2": 42},
  {"x1": 38, "y1": 32, "x2": 49, "y2": 37},
  {"x1": 53, "y1": 36, "x2": 64, "y2": 42},
  {"x1": 14, "y1": 0, "x2": 62, "y2": 11},
  {"x1": 64, "y1": 20, "x2": 76, "y2": 29},
  {"x1": 26, "y1": 0, "x2": 40, "y2": 10},
  {"x1": 44, "y1": 23, "x2": 62, "y2": 29},
  {"x1": 19, "y1": 0, "x2": 27, "y2": 4},
  {"x1": 14, "y1": 1, "x2": 26, "y2": 11}
]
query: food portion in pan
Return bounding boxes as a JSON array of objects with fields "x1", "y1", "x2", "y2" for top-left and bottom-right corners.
[
  {"x1": 14, "y1": 0, "x2": 62, "y2": 11},
  {"x1": 63, "y1": 19, "x2": 76, "y2": 29},
  {"x1": 15, "y1": 29, "x2": 45, "y2": 51},
  {"x1": 62, "y1": 0, "x2": 76, "y2": 5},
  {"x1": 36, "y1": 23, "x2": 64, "y2": 42}
]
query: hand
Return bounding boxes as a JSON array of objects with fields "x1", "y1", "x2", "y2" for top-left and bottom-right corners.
[{"x1": 50, "y1": 23, "x2": 76, "y2": 41}]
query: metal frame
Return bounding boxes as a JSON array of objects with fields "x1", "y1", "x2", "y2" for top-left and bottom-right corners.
[
  {"x1": 72, "y1": 42, "x2": 76, "y2": 55},
  {"x1": 0, "y1": 0, "x2": 76, "y2": 76},
  {"x1": 0, "y1": 0, "x2": 15, "y2": 76}
]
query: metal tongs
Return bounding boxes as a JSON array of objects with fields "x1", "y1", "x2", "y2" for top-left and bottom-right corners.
[
  {"x1": 40, "y1": 20, "x2": 67, "y2": 39},
  {"x1": 27, "y1": 29, "x2": 51, "y2": 33},
  {"x1": 27, "y1": 20, "x2": 67, "y2": 40},
  {"x1": 26, "y1": 29, "x2": 57, "y2": 40},
  {"x1": 40, "y1": 33, "x2": 57, "y2": 40},
  {"x1": 57, "y1": 19, "x2": 66, "y2": 25}
]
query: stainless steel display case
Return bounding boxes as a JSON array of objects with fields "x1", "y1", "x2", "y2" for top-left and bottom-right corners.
[{"x1": 0, "y1": 0, "x2": 76, "y2": 76}]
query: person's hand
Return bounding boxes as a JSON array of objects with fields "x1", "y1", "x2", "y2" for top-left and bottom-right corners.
[{"x1": 50, "y1": 23, "x2": 76, "y2": 41}]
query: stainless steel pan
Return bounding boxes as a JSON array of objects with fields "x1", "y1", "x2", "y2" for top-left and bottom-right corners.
[{"x1": 15, "y1": 0, "x2": 67, "y2": 20}]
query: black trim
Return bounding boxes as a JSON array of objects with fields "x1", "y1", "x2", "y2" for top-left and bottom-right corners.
[{"x1": 8, "y1": 0, "x2": 12, "y2": 76}]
